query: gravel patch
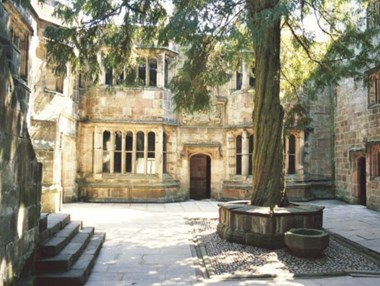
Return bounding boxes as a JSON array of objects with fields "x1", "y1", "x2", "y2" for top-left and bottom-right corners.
[{"x1": 187, "y1": 218, "x2": 380, "y2": 279}]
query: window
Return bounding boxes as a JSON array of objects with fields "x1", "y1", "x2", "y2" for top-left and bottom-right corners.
[
  {"x1": 138, "y1": 58, "x2": 146, "y2": 85},
  {"x1": 236, "y1": 134, "x2": 254, "y2": 175},
  {"x1": 236, "y1": 71, "x2": 242, "y2": 90},
  {"x1": 367, "y1": 1, "x2": 380, "y2": 29},
  {"x1": 19, "y1": 37, "x2": 28, "y2": 80},
  {"x1": 248, "y1": 135, "x2": 254, "y2": 175},
  {"x1": 101, "y1": 130, "x2": 158, "y2": 175},
  {"x1": 288, "y1": 135, "x2": 296, "y2": 174},
  {"x1": 369, "y1": 72, "x2": 380, "y2": 105},
  {"x1": 136, "y1": 57, "x2": 158, "y2": 87},
  {"x1": 149, "y1": 59, "x2": 157, "y2": 86},
  {"x1": 125, "y1": 132, "x2": 133, "y2": 173},
  {"x1": 236, "y1": 135, "x2": 242, "y2": 175},
  {"x1": 164, "y1": 59, "x2": 169, "y2": 88},
  {"x1": 370, "y1": 144, "x2": 380, "y2": 178},
  {"x1": 249, "y1": 68, "x2": 255, "y2": 88},
  {"x1": 10, "y1": 29, "x2": 29, "y2": 81},
  {"x1": 46, "y1": 67, "x2": 64, "y2": 93},
  {"x1": 163, "y1": 133, "x2": 168, "y2": 173},
  {"x1": 147, "y1": 132, "x2": 156, "y2": 174},
  {"x1": 136, "y1": 131, "x2": 145, "y2": 174},
  {"x1": 105, "y1": 68, "x2": 113, "y2": 85},
  {"x1": 114, "y1": 132, "x2": 122, "y2": 173},
  {"x1": 102, "y1": 131, "x2": 111, "y2": 173}
]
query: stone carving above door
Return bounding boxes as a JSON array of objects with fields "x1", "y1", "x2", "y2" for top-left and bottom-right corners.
[{"x1": 181, "y1": 105, "x2": 223, "y2": 125}]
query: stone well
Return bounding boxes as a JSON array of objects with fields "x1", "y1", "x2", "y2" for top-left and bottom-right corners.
[{"x1": 217, "y1": 200, "x2": 324, "y2": 249}]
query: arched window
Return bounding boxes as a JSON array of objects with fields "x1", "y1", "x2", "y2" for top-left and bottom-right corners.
[
  {"x1": 114, "y1": 132, "x2": 122, "y2": 173},
  {"x1": 248, "y1": 135, "x2": 254, "y2": 175},
  {"x1": 102, "y1": 131, "x2": 111, "y2": 173},
  {"x1": 148, "y1": 132, "x2": 155, "y2": 158},
  {"x1": 136, "y1": 131, "x2": 145, "y2": 174},
  {"x1": 236, "y1": 135, "x2": 242, "y2": 175},
  {"x1": 147, "y1": 132, "x2": 156, "y2": 174},
  {"x1": 125, "y1": 131, "x2": 133, "y2": 173},
  {"x1": 98, "y1": 130, "x2": 161, "y2": 175},
  {"x1": 288, "y1": 134, "x2": 296, "y2": 174}
]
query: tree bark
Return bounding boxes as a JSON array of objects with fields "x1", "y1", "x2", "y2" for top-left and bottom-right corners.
[{"x1": 246, "y1": 0, "x2": 288, "y2": 207}]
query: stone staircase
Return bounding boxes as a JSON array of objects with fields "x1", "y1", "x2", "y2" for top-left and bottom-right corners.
[{"x1": 24, "y1": 213, "x2": 105, "y2": 286}]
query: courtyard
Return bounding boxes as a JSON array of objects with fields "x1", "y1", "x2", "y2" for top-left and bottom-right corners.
[{"x1": 61, "y1": 199, "x2": 380, "y2": 286}]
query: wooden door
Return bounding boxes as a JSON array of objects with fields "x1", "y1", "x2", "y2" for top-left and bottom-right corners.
[
  {"x1": 190, "y1": 155, "x2": 211, "y2": 200},
  {"x1": 358, "y1": 157, "x2": 366, "y2": 206}
]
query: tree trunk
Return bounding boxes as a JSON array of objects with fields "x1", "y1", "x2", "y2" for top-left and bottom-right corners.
[{"x1": 247, "y1": 0, "x2": 288, "y2": 207}]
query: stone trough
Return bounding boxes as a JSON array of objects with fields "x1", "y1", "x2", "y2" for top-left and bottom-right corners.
[
  {"x1": 284, "y1": 228, "x2": 330, "y2": 258},
  {"x1": 217, "y1": 200, "x2": 325, "y2": 249}
]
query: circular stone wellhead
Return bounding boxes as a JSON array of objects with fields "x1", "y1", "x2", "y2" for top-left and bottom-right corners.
[{"x1": 284, "y1": 228, "x2": 330, "y2": 258}]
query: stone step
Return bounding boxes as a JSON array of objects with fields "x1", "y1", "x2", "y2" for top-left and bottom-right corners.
[
  {"x1": 39, "y1": 221, "x2": 82, "y2": 257},
  {"x1": 35, "y1": 233, "x2": 106, "y2": 286},
  {"x1": 40, "y1": 213, "x2": 71, "y2": 243},
  {"x1": 36, "y1": 227, "x2": 94, "y2": 273}
]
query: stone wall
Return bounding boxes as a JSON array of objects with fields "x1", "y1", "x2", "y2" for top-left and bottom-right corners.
[
  {"x1": 307, "y1": 87, "x2": 335, "y2": 182},
  {"x1": 335, "y1": 78, "x2": 380, "y2": 210},
  {"x1": 0, "y1": 43, "x2": 42, "y2": 285},
  {"x1": 28, "y1": 12, "x2": 79, "y2": 209},
  {"x1": 80, "y1": 87, "x2": 174, "y2": 123}
]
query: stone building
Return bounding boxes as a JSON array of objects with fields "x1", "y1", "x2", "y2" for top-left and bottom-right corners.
[
  {"x1": 75, "y1": 45, "x2": 334, "y2": 203},
  {"x1": 21, "y1": 2, "x2": 335, "y2": 208},
  {"x1": 0, "y1": 1, "x2": 42, "y2": 285},
  {"x1": 333, "y1": 75, "x2": 380, "y2": 211},
  {"x1": 28, "y1": 0, "x2": 79, "y2": 212}
]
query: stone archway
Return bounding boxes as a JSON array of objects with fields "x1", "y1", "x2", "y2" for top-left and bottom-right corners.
[
  {"x1": 189, "y1": 154, "x2": 211, "y2": 200},
  {"x1": 358, "y1": 157, "x2": 366, "y2": 206}
]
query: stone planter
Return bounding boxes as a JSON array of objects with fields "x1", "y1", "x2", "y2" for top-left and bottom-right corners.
[
  {"x1": 284, "y1": 228, "x2": 329, "y2": 258},
  {"x1": 217, "y1": 202, "x2": 325, "y2": 249}
]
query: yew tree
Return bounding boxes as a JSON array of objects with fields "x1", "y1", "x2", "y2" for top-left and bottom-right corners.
[{"x1": 44, "y1": 0, "x2": 380, "y2": 208}]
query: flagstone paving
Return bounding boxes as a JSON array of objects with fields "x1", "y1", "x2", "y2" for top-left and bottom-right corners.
[{"x1": 62, "y1": 200, "x2": 380, "y2": 285}]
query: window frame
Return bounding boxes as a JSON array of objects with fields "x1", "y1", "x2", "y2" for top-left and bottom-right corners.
[
  {"x1": 368, "y1": 71, "x2": 380, "y2": 107},
  {"x1": 370, "y1": 143, "x2": 380, "y2": 179},
  {"x1": 100, "y1": 130, "x2": 159, "y2": 175}
]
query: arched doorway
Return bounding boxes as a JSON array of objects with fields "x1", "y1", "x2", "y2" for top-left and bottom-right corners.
[
  {"x1": 358, "y1": 157, "x2": 366, "y2": 206},
  {"x1": 190, "y1": 154, "x2": 211, "y2": 200}
]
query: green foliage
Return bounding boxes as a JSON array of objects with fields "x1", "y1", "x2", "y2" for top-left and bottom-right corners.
[
  {"x1": 278, "y1": 0, "x2": 380, "y2": 129},
  {"x1": 44, "y1": 0, "x2": 167, "y2": 82},
  {"x1": 171, "y1": 39, "x2": 231, "y2": 112},
  {"x1": 163, "y1": 0, "x2": 252, "y2": 111},
  {"x1": 44, "y1": 0, "x2": 380, "y2": 115}
]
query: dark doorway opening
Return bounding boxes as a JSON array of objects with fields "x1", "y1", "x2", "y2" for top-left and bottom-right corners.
[
  {"x1": 190, "y1": 154, "x2": 211, "y2": 200},
  {"x1": 358, "y1": 157, "x2": 366, "y2": 206}
]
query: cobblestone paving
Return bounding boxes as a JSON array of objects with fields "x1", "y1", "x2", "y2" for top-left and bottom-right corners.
[{"x1": 187, "y1": 218, "x2": 380, "y2": 279}]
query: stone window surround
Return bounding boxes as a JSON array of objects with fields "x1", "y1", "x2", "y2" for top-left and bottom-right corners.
[
  {"x1": 368, "y1": 71, "x2": 380, "y2": 107},
  {"x1": 369, "y1": 142, "x2": 380, "y2": 179},
  {"x1": 94, "y1": 128, "x2": 164, "y2": 176},
  {"x1": 100, "y1": 50, "x2": 173, "y2": 89},
  {"x1": 45, "y1": 67, "x2": 64, "y2": 93},
  {"x1": 235, "y1": 60, "x2": 255, "y2": 91}
]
